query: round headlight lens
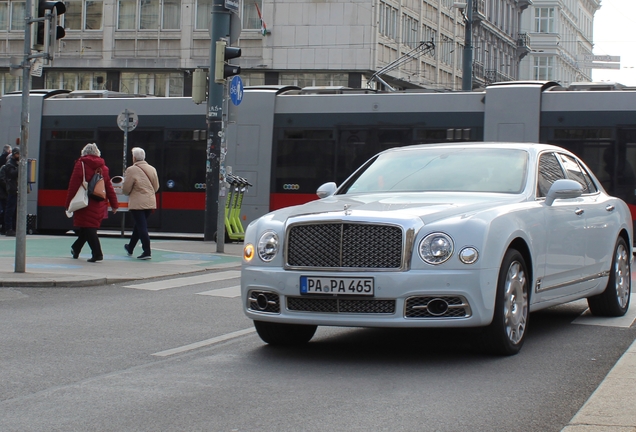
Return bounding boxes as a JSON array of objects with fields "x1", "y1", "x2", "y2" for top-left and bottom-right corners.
[
  {"x1": 419, "y1": 233, "x2": 454, "y2": 265},
  {"x1": 257, "y1": 231, "x2": 279, "y2": 262},
  {"x1": 459, "y1": 247, "x2": 479, "y2": 264}
]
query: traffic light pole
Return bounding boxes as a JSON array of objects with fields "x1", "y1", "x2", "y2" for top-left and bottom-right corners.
[
  {"x1": 15, "y1": 0, "x2": 34, "y2": 273},
  {"x1": 204, "y1": 0, "x2": 231, "y2": 250}
]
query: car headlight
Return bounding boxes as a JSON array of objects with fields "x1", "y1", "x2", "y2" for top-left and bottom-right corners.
[
  {"x1": 418, "y1": 232, "x2": 454, "y2": 265},
  {"x1": 257, "y1": 231, "x2": 279, "y2": 262}
]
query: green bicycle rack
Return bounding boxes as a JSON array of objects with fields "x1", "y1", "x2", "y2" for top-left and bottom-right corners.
[{"x1": 224, "y1": 174, "x2": 252, "y2": 242}]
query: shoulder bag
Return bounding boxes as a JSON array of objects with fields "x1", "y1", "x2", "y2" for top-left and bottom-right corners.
[
  {"x1": 68, "y1": 162, "x2": 89, "y2": 213},
  {"x1": 88, "y1": 167, "x2": 107, "y2": 201}
]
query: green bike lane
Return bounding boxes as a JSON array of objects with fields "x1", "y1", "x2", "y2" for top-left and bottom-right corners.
[{"x1": 0, "y1": 235, "x2": 243, "y2": 287}]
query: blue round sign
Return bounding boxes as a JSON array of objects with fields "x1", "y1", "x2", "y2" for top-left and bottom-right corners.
[{"x1": 230, "y1": 75, "x2": 244, "y2": 106}]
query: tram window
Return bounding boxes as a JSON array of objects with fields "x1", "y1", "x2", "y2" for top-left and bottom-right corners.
[
  {"x1": 274, "y1": 129, "x2": 335, "y2": 194},
  {"x1": 558, "y1": 153, "x2": 597, "y2": 194},
  {"x1": 41, "y1": 139, "x2": 95, "y2": 190},
  {"x1": 336, "y1": 128, "x2": 412, "y2": 185},
  {"x1": 537, "y1": 152, "x2": 566, "y2": 198}
]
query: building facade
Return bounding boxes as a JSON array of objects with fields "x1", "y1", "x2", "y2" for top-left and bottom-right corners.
[
  {"x1": 1, "y1": 0, "x2": 566, "y2": 97},
  {"x1": 518, "y1": 0, "x2": 600, "y2": 85}
]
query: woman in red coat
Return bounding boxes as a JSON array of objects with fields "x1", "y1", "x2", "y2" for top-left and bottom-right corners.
[{"x1": 65, "y1": 143, "x2": 119, "y2": 262}]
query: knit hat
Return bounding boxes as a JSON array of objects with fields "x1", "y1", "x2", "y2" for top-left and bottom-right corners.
[{"x1": 12, "y1": 147, "x2": 20, "y2": 154}]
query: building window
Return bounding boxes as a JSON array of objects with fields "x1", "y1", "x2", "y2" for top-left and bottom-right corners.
[
  {"x1": 117, "y1": 0, "x2": 180, "y2": 30},
  {"x1": 401, "y1": 14, "x2": 418, "y2": 48},
  {"x1": 0, "y1": 1, "x2": 26, "y2": 31},
  {"x1": 120, "y1": 71, "x2": 184, "y2": 96},
  {"x1": 45, "y1": 71, "x2": 108, "y2": 90},
  {"x1": 243, "y1": 0, "x2": 261, "y2": 30},
  {"x1": 63, "y1": 0, "x2": 103, "y2": 30},
  {"x1": 533, "y1": 56, "x2": 554, "y2": 80},
  {"x1": 1, "y1": 72, "x2": 22, "y2": 96},
  {"x1": 534, "y1": 7, "x2": 555, "y2": 33},
  {"x1": 195, "y1": 0, "x2": 211, "y2": 30},
  {"x1": 379, "y1": 1, "x2": 397, "y2": 40},
  {"x1": 280, "y1": 73, "x2": 349, "y2": 88}
]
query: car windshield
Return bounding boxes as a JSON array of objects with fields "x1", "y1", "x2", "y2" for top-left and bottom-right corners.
[{"x1": 341, "y1": 147, "x2": 529, "y2": 194}]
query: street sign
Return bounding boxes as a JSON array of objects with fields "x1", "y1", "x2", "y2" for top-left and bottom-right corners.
[
  {"x1": 225, "y1": 0, "x2": 239, "y2": 12},
  {"x1": 117, "y1": 110, "x2": 139, "y2": 132},
  {"x1": 229, "y1": 75, "x2": 244, "y2": 106},
  {"x1": 580, "y1": 55, "x2": 621, "y2": 63},
  {"x1": 583, "y1": 62, "x2": 621, "y2": 70}
]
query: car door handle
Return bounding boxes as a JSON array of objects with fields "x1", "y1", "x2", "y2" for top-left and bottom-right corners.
[
  {"x1": 606, "y1": 205, "x2": 615, "y2": 212},
  {"x1": 574, "y1": 208, "x2": 584, "y2": 216}
]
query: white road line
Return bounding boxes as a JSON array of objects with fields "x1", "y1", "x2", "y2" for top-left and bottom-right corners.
[
  {"x1": 196, "y1": 285, "x2": 241, "y2": 298},
  {"x1": 123, "y1": 271, "x2": 240, "y2": 291},
  {"x1": 152, "y1": 328, "x2": 256, "y2": 357}
]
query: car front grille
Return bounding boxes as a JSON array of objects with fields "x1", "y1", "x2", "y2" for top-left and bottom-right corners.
[
  {"x1": 405, "y1": 296, "x2": 472, "y2": 318},
  {"x1": 286, "y1": 223, "x2": 403, "y2": 269},
  {"x1": 287, "y1": 297, "x2": 396, "y2": 314}
]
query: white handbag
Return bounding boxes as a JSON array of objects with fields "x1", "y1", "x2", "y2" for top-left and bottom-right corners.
[{"x1": 67, "y1": 162, "x2": 89, "y2": 215}]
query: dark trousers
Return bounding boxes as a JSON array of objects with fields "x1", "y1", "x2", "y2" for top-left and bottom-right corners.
[
  {"x1": 72, "y1": 228, "x2": 103, "y2": 259},
  {"x1": 0, "y1": 197, "x2": 6, "y2": 232},
  {"x1": 4, "y1": 193, "x2": 17, "y2": 231},
  {"x1": 128, "y1": 209, "x2": 152, "y2": 255}
]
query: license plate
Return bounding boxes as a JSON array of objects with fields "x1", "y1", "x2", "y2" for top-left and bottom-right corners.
[{"x1": 300, "y1": 276, "x2": 374, "y2": 296}]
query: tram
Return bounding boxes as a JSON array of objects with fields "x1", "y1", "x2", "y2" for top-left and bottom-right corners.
[{"x1": 1, "y1": 80, "x2": 636, "y2": 234}]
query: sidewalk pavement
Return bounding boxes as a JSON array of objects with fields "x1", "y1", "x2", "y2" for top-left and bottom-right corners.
[
  {"x1": 0, "y1": 233, "x2": 243, "y2": 287},
  {"x1": 0, "y1": 234, "x2": 634, "y2": 431}
]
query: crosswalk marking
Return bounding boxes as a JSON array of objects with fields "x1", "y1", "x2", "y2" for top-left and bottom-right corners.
[
  {"x1": 123, "y1": 271, "x2": 240, "y2": 291},
  {"x1": 152, "y1": 328, "x2": 256, "y2": 357},
  {"x1": 197, "y1": 285, "x2": 241, "y2": 298}
]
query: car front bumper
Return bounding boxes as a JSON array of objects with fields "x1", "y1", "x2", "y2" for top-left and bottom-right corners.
[{"x1": 241, "y1": 266, "x2": 499, "y2": 328}]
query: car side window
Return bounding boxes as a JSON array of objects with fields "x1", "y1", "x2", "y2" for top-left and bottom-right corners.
[
  {"x1": 537, "y1": 152, "x2": 566, "y2": 198},
  {"x1": 558, "y1": 153, "x2": 597, "y2": 194}
]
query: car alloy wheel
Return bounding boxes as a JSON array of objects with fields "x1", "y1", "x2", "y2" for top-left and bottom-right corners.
[
  {"x1": 503, "y1": 260, "x2": 528, "y2": 346},
  {"x1": 588, "y1": 237, "x2": 631, "y2": 317}
]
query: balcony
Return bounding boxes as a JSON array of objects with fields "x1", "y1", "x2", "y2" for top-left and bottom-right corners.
[
  {"x1": 473, "y1": 0, "x2": 486, "y2": 23},
  {"x1": 516, "y1": 32, "x2": 531, "y2": 60},
  {"x1": 484, "y1": 69, "x2": 515, "y2": 85},
  {"x1": 516, "y1": 0, "x2": 533, "y2": 11}
]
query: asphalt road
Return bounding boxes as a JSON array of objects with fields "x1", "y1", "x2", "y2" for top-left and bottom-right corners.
[{"x1": 1, "y1": 272, "x2": 635, "y2": 432}]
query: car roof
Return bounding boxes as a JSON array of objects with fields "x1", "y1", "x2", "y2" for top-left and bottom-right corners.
[{"x1": 383, "y1": 142, "x2": 567, "y2": 156}]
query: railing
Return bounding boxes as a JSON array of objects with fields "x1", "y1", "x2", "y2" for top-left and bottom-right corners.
[{"x1": 484, "y1": 69, "x2": 514, "y2": 84}]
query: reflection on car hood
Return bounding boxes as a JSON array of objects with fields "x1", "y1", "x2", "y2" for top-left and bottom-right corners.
[{"x1": 272, "y1": 192, "x2": 524, "y2": 225}]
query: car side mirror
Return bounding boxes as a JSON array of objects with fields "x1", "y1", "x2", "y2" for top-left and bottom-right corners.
[
  {"x1": 316, "y1": 182, "x2": 337, "y2": 198},
  {"x1": 545, "y1": 179, "x2": 583, "y2": 206}
]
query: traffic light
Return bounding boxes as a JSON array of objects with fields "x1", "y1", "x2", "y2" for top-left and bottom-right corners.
[
  {"x1": 36, "y1": 0, "x2": 66, "y2": 56},
  {"x1": 214, "y1": 40, "x2": 241, "y2": 83}
]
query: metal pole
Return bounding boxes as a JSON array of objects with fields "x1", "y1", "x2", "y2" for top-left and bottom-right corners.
[
  {"x1": 121, "y1": 110, "x2": 128, "y2": 237},
  {"x1": 204, "y1": 0, "x2": 230, "y2": 246},
  {"x1": 15, "y1": 0, "x2": 33, "y2": 273},
  {"x1": 462, "y1": 0, "x2": 474, "y2": 91},
  {"x1": 215, "y1": 80, "x2": 229, "y2": 253}
]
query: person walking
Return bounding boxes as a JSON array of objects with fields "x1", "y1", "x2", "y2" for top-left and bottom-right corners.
[
  {"x1": 123, "y1": 147, "x2": 159, "y2": 260},
  {"x1": 0, "y1": 145, "x2": 11, "y2": 234},
  {"x1": 0, "y1": 147, "x2": 21, "y2": 236},
  {"x1": 65, "y1": 143, "x2": 119, "y2": 262}
]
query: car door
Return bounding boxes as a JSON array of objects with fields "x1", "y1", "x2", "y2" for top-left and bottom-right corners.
[
  {"x1": 535, "y1": 152, "x2": 587, "y2": 302},
  {"x1": 558, "y1": 153, "x2": 619, "y2": 279}
]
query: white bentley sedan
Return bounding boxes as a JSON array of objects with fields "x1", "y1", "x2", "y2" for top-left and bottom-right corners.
[{"x1": 241, "y1": 143, "x2": 632, "y2": 355}]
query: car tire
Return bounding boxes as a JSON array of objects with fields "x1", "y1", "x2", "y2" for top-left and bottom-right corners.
[
  {"x1": 484, "y1": 248, "x2": 529, "y2": 356},
  {"x1": 587, "y1": 237, "x2": 631, "y2": 317},
  {"x1": 254, "y1": 320, "x2": 317, "y2": 345}
]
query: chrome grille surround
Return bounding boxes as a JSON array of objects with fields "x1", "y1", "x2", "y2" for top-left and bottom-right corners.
[
  {"x1": 404, "y1": 295, "x2": 472, "y2": 319},
  {"x1": 247, "y1": 290, "x2": 281, "y2": 314},
  {"x1": 285, "y1": 222, "x2": 409, "y2": 270},
  {"x1": 287, "y1": 296, "x2": 396, "y2": 314}
]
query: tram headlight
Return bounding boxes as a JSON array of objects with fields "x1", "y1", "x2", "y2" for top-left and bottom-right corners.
[{"x1": 257, "y1": 231, "x2": 279, "y2": 262}]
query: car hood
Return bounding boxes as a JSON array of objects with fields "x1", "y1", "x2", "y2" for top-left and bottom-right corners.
[{"x1": 269, "y1": 192, "x2": 525, "y2": 225}]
